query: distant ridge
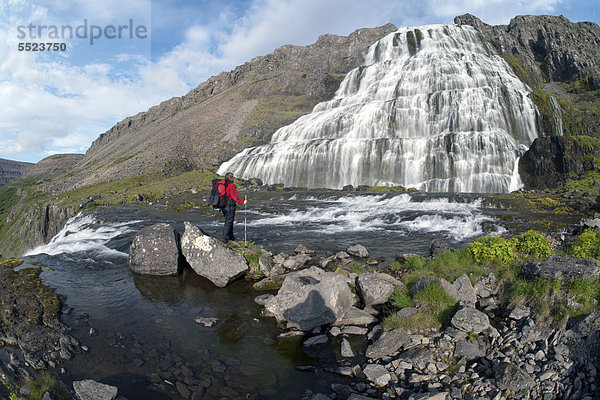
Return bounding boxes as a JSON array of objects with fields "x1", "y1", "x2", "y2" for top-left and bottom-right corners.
[{"x1": 0, "y1": 158, "x2": 33, "y2": 184}]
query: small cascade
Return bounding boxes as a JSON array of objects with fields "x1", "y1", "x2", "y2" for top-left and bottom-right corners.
[
  {"x1": 219, "y1": 24, "x2": 541, "y2": 193},
  {"x1": 548, "y1": 95, "x2": 564, "y2": 136}
]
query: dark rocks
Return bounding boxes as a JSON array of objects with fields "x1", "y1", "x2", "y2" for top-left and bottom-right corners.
[
  {"x1": 249, "y1": 178, "x2": 263, "y2": 186},
  {"x1": 128, "y1": 223, "x2": 181, "y2": 276},
  {"x1": 342, "y1": 185, "x2": 354, "y2": 192},
  {"x1": 429, "y1": 239, "x2": 452, "y2": 257},
  {"x1": 73, "y1": 380, "x2": 118, "y2": 400},
  {"x1": 519, "y1": 136, "x2": 600, "y2": 190},
  {"x1": 521, "y1": 256, "x2": 600, "y2": 282},
  {"x1": 264, "y1": 266, "x2": 354, "y2": 331},
  {"x1": 180, "y1": 222, "x2": 249, "y2": 287},
  {"x1": 356, "y1": 273, "x2": 402, "y2": 306}
]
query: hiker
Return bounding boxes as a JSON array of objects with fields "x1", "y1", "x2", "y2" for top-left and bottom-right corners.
[{"x1": 218, "y1": 172, "x2": 246, "y2": 243}]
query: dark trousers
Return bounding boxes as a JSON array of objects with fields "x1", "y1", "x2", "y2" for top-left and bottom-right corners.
[{"x1": 221, "y1": 204, "x2": 236, "y2": 242}]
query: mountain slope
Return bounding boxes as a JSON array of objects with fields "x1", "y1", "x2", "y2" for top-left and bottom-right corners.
[{"x1": 53, "y1": 24, "x2": 397, "y2": 193}]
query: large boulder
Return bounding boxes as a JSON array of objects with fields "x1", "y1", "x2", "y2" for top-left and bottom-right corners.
[
  {"x1": 180, "y1": 222, "x2": 248, "y2": 287},
  {"x1": 521, "y1": 256, "x2": 600, "y2": 282},
  {"x1": 357, "y1": 273, "x2": 402, "y2": 306},
  {"x1": 264, "y1": 266, "x2": 354, "y2": 331},
  {"x1": 128, "y1": 223, "x2": 181, "y2": 276}
]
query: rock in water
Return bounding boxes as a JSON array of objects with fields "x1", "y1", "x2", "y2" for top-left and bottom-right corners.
[
  {"x1": 73, "y1": 380, "x2": 118, "y2": 400},
  {"x1": 347, "y1": 244, "x2": 369, "y2": 258},
  {"x1": 180, "y1": 221, "x2": 248, "y2": 287},
  {"x1": 264, "y1": 266, "x2": 354, "y2": 331},
  {"x1": 128, "y1": 223, "x2": 181, "y2": 276}
]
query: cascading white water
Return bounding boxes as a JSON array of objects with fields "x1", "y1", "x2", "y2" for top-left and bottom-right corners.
[{"x1": 219, "y1": 24, "x2": 541, "y2": 193}]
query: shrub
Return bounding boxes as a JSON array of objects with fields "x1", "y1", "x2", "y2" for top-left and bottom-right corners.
[
  {"x1": 568, "y1": 229, "x2": 600, "y2": 260},
  {"x1": 468, "y1": 235, "x2": 517, "y2": 265},
  {"x1": 516, "y1": 230, "x2": 552, "y2": 260}
]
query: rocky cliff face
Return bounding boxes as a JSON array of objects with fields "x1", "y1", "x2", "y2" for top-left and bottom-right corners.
[
  {"x1": 455, "y1": 14, "x2": 600, "y2": 138},
  {"x1": 54, "y1": 24, "x2": 397, "y2": 192},
  {"x1": 0, "y1": 159, "x2": 33, "y2": 185},
  {"x1": 519, "y1": 136, "x2": 600, "y2": 189},
  {"x1": 455, "y1": 14, "x2": 600, "y2": 90}
]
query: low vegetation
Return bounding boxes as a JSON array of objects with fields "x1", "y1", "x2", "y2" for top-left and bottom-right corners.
[{"x1": 384, "y1": 229, "x2": 600, "y2": 330}]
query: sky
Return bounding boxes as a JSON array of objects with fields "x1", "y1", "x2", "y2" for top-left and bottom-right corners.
[{"x1": 1, "y1": 0, "x2": 599, "y2": 163}]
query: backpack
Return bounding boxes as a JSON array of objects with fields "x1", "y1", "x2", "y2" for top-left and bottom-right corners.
[{"x1": 209, "y1": 178, "x2": 229, "y2": 208}]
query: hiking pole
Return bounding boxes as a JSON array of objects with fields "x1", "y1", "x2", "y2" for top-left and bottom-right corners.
[{"x1": 244, "y1": 195, "x2": 247, "y2": 243}]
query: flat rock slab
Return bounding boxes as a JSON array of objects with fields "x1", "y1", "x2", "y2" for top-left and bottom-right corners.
[
  {"x1": 521, "y1": 256, "x2": 600, "y2": 282},
  {"x1": 73, "y1": 380, "x2": 118, "y2": 400},
  {"x1": 181, "y1": 222, "x2": 248, "y2": 287},
  {"x1": 128, "y1": 223, "x2": 181, "y2": 276},
  {"x1": 366, "y1": 328, "x2": 410, "y2": 359},
  {"x1": 265, "y1": 266, "x2": 354, "y2": 331}
]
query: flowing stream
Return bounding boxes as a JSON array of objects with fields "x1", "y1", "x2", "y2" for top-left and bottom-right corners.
[{"x1": 21, "y1": 191, "x2": 577, "y2": 399}]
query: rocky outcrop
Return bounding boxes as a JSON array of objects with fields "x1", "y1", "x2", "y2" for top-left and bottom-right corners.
[
  {"x1": 456, "y1": 14, "x2": 600, "y2": 138},
  {"x1": 0, "y1": 158, "x2": 33, "y2": 184},
  {"x1": 455, "y1": 14, "x2": 600, "y2": 90},
  {"x1": 521, "y1": 256, "x2": 600, "y2": 281},
  {"x1": 128, "y1": 223, "x2": 181, "y2": 276},
  {"x1": 264, "y1": 266, "x2": 354, "y2": 331},
  {"x1": 0, "y1": 260, "x2": 79, "y2": 378},
  {"x1": 519, "y1": 136, "x2": 600, "y2": 190},
  {"x1": 180, "y1": 221, "x2": 248, "y2": 287}
]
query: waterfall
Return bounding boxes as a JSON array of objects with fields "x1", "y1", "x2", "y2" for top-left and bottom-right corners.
[
  {"x1": 548, "y1": 95, "x2": 564, "y2": 136},
  {"x1": 218, "y1": 24, "x2": 541, "y2": 193}
]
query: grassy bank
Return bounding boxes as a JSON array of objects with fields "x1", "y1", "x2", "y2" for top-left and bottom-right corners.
[{"x1": 384, "y1": 229, "x2": 600, "y2": 332}]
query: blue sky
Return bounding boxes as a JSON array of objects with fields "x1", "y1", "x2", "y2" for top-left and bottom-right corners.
[{"x1": 1, "y1": 0, "x2": 598, "y2": 163}]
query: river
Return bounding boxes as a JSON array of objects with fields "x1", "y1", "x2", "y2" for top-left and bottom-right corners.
[{"x1": 21, "y1": 190, "x2": 577, "y2": 399}]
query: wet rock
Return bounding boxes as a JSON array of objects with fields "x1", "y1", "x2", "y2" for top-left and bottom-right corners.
[
  {"x1": 253, "y1": 274, "x2": 287, "y2": 290},
  {"x1": 347, "y1": 244, "x2": 369, "y2": 258},
  {"x1": 128, "y1": 223, "x2": 181, "y2": 276},
  {"x1": 340, "y1": 338, "x2": 355, "y2": 358},
  {"x1": 521, "y1": 256, "x2": 600, "y2": 282},
  {"x1": 253, "y1": 294, "x2": 273, "y2": 305},
  {"x1": 495, "y1": 362, "x2": 536, "y2": 394},
  {"x1": 176, "y1": 382, "x2": 191, "y2": 399},
  {"x1": 249, "y1": 178, "x2": 263, "y2": 186},
  {"x1": 73, "y1": 380, "x2": 118, "y2": 400},
  {"x1": 363, "y1": 364, "x2": 391, "y2": 387},
  {"x1": 342, "y1": 185, "x2": 354, "y2": 192},
  {"x1": 295, "y1": 244, "x2": 315, "y2": 255},
  {"x1": 450, "y1": 306, "x2": 490, "y2": 334},
  {"x1": 194, "y1": 317, "x2": 218, "y2": 327},
  {"x1": 366, "y1": 328, "x2": 410, "y2": 359},
  {"x1": 264, "y1": 266, "x2": 354, "y2": 331},
  {"x1": 453, "y1": 274, "x2": 476, "y2": 306},
  {"x1": 357, "y1": 273, "x2": 402, "y2": 306},
  {"x1": 181, "y1": 222, "x2": 249, "y2": 287},
  {"x1": 429, "y1": 239, "x2": 452, "y2": 257}
]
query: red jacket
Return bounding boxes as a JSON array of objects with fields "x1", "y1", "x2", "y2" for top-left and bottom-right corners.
[{"x1": 219, "y1": 180, "x2": 244, "y2": 205}]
